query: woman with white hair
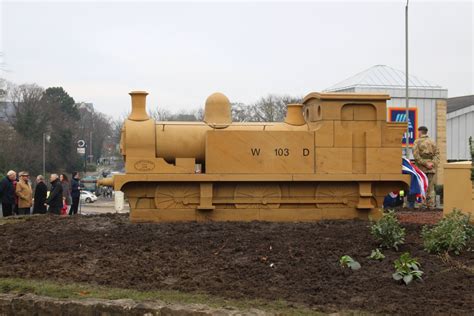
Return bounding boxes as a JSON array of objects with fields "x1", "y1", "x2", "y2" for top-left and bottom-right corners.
[{"x1": 45, "y1": 174, "x2": 63, "y2": 215}]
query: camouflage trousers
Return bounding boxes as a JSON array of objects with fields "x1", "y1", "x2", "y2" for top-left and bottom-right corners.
[{"x1": 424, "y1": 173, "x2": 436, "y2": 208}]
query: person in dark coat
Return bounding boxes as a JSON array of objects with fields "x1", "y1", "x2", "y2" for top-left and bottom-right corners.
[
  {"x1": 45, "y1": 174, "x2": 63, "y2": 215},
  {"x1": 0, "y1": 170, "x2": 17, "y2": 217},
  {"x1": 69, "y1": 172, "x2": 80, "y2": 215},
  {"x1": 383, "y1": 191, "x2": 404, "y2": 209},
  {"x1": 33, "y1": 175, "x2": 48, "y2": 214}
]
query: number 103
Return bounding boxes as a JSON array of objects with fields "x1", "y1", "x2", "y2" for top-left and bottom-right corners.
[{"x1": 274, "y1": 148, "x2": 290, "y2": 156}]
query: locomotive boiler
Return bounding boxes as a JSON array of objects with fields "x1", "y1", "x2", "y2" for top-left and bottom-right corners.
[{"x1": 100, "y1": 91, "x2": 410, "y2": 222}]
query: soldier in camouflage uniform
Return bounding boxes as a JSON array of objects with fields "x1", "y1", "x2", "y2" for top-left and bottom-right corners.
[{"x1": 413, "y1": 126, "x2": 440, "y2": 208}]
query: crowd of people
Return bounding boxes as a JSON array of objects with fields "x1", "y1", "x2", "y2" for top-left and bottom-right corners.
[{"x1": 0, "y1": 171, "x2": 81, "y2": 217}]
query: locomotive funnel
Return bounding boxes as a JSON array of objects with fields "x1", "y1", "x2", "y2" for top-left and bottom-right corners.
[{"x1": 128, "y1": 91, "x2": 150, "y2": 121}]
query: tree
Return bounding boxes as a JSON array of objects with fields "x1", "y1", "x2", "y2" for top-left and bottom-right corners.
[
  {"x1": 0, "y1": 82, "x2": 45, "y2": 175},
  {"x1": 149, "y1": 106, "x2": 202, "y2": 121},
  {"x1": 149, "y1": 107, "x2": 170, "y2": 121},
  {"x1": 90, "y1": 112, "x2": 113, "y2": 162},
  {"x1": 0, "y1": 80, "x2": 116, "y2": 175},
  {"x1": 40, "y1": 87, "x2": 82, "y2": 172},
  {"x1": 8, "y1": 83, "x2": 48, "y2": 141},
  {"x1": 231, "y1": 102, "x2": 252, "y2": 122},
  {"x1": 249, "y1": 94, "x2": 302, "y2": 122},
  {"x1": 0, "y1": 78, "x2": 6, "y2": 100},
  {"x1": 76, "y1": 103, "x2": 114, "y2": 165},
  {"x1": 43, "y1": 87, "x2": 79, "y2": 120}
]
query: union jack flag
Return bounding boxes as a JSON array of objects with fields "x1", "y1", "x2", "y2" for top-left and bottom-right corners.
[{"x1": 402, "y1": 158, "x2": 428, "y2": 200}]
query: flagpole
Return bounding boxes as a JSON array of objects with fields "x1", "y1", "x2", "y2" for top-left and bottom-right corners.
[{"x1": 405, "y1": 0, "x2": 410, "y2": 157}]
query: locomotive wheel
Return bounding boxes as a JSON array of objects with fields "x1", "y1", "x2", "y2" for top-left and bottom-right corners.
[
  {"x1": 315, "y1": 183, "x2": 359, "y2": 208},
  {"x1": 155, "y1": 184, "x2": 200, "y2": 209},
  {"x1": 234, "y1": 184, "x2": 281, "y2": 209}
]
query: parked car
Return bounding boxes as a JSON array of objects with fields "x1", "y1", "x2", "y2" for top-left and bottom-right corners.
[{"x1": 81, "y1": 191, "x2": 98, "y2": 203}]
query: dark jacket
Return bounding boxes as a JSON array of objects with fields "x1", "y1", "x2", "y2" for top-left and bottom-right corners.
[
  {"x1": 71, "y1": 178, "x2": 80, "y2": 199},
  {"x1": 33, "y1": 181, "x2": 48, "y2": 213},
  {"x1": 0, "y1": 176, "x2": 15, "y2": 204},
  {"x1": 383, "y1": 192, "x2": 404, "y2": 209},
  {"x1": 46, "y1": 179, "x2": 63, "y2": 208}
]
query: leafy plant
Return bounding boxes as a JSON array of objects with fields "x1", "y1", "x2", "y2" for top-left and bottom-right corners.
[
  {"x1": 368, "y1": 248, "x2": 385, "y2": 260},
  {"x1": 392, "y1": 253, "x2": 423, "y2": 285},
  {"x1": 370, "y1": 210, "x2": 405, "y2": 250},
  {"x1": 421, "y1": 209, "x2": 474, "y2": 255},
  {"x1": 339, "y1": 255, "x2": 361, "y2": 270}
]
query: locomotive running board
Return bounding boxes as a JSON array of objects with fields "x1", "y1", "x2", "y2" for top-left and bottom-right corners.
[{"x1": 129, "y1": 208, "x2": 384, "y2": 223}]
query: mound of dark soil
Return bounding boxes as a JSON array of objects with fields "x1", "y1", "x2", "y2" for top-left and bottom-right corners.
[
  {"x1": 0, "y1": 214, "x2": 472, "y2": 315},
  {"x1": 395, "y1": 207, "x2": 443, "y2": 225}
]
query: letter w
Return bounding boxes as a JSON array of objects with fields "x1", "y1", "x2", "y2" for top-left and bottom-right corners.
[{"x1": 251, "y1": 148, "x2": 260, "y2": 156}]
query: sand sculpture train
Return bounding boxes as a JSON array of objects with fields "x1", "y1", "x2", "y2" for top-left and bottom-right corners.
[{"x1": 99, "y1": 91, "x2": 410, "y2": 222}]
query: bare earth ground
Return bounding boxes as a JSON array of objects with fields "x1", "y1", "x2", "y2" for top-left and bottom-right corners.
[
  {"x1": 0, "y1": 211, "x2": 472, "y2": 315},
  {"x1": 395, "y1": 207, "x2": 444, "y2": 224}
]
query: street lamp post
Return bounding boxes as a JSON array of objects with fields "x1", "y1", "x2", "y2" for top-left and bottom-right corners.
[
  {"x1": 84, "y1": 143, "x2": 87, "y2": 176},
  {"x1": 43, "y1": 133, "x2": 45, "y2": 176},
  {"x1": 89, "y1": 131, "x2": 93, "y2": 164},
  {"x1": 42, "y1": 133, "x2": 50, "y2": 176}
]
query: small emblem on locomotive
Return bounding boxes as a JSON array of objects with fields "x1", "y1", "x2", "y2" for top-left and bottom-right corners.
[{"x1": 134, "y1": 160, "x2": 155, "y2": 171}]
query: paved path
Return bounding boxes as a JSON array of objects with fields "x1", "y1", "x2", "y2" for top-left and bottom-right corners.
[
  {"x1": 0, "y1": 197, "x2": 129, "y2": 217},
  {"x1": 79, "y1": 197, "x2": 130, "y2": 215}
]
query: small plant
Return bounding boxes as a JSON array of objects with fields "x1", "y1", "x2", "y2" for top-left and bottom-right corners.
[
  {"x1": 370, "y1": 210, "x2": 405, "y2": 250},
  {"x1": 368, "y1": 248, "x2": 385, "y2": 260},
  {"x1": 392, "y1": 252, "x2": 423, "y2": 285},
  {"x1": 339, "y1": 255, "x2": 361, "y2": 270},
  {"x1": 421, "y1": 209, "x2": 474, "y2": 255}
]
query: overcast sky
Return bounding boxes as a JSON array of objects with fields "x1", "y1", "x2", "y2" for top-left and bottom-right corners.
[{"x1": 1, "y1": 0, "x2": 472, "y2": 116}]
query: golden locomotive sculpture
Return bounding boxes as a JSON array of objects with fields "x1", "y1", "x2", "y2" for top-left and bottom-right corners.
[{"x1": 100, "y1": 91, "x2": 410, "y2": 222}]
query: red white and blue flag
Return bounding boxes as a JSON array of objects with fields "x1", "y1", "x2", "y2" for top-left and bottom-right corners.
[{"x1": 402, "y1": 158, "x2": 428, "y2": 200}]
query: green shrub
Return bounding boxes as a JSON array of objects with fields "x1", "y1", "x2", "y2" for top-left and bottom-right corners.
[
  {"x1": 370, "y1": 210, "x2": 405, "y2": 250},
  {"x1": 421, "y1": 209, "x2": 474, "y2": 255},
  {"x1": 339, "y1": 255, "x2": 361, "y2": 270},
  {"x1": 392, "y1": 252, "x2": 423, "y2": 285},
  {"x1": 368, "y1": 248, "x2": 385, "y2": 260}
]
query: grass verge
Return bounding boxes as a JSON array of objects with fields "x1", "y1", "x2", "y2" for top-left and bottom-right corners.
[
  {"x1": 0, "y1": 277, "x2": 327, "y2": 315},
  {"x1": 0, "y1": 216, "x2": 31, "y2": 225}
]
